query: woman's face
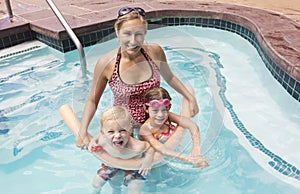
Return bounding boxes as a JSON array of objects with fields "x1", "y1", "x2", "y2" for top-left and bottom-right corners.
[{"x1": 117, "y1": 18, "x2": 146, "y2": 56}]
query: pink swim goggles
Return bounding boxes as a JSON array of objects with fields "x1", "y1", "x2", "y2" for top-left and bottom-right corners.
[{"x1": 146, "y1": 98, "x2": 171, "y2": 108}]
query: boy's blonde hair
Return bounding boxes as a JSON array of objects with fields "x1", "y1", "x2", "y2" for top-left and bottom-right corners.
[{"x1": 100, "y1": 106, "x2": 132, "y2": 131}]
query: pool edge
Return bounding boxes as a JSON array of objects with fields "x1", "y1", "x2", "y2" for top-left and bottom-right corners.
[{"x1": 0, "y1": 1, "x2": 299, "y2": 100}]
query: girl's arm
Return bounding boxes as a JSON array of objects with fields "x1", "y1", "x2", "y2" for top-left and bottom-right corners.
[
  {"x1": 140, "y1": 124, "x2": 193, "y2": 163},
  {"x1": 92, "y1": 150, "x2": 143, "y2": 170},
  {"x1": 138, "y1": 145, "x2": 155, "y2": 176},
  {"x1": 139, "y1": 117, "x2": 207, "y2": 167}
]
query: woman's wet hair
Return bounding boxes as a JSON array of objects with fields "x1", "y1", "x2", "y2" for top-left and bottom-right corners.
[{"x1": 114, "y1": 10, "x2": 147, "y2": 32}]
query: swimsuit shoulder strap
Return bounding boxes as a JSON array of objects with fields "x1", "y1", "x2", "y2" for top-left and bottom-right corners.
[
  {"x1": 111, "y1": 47, "x2": 122, "y2": 77},
  {"x1": 140, "y1": 47, "x2": 156, "y2": 66},
  {"x1": 165, "y1": 122, "x2": 176, "y2": 131},
  {"x1": 115, "y1": 47, "x2": 121, "y2": 65}
]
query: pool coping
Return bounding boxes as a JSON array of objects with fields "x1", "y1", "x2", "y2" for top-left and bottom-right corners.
[{"x1": 0, "y1": 1, "x2": 299, "y2": 98}]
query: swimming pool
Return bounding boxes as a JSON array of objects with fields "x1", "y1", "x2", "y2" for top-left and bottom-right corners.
[{"x1": 0, "y1": 26, "x2": 299, "y2": 193}]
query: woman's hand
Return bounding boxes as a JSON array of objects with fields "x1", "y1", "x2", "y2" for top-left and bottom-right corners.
[
  {"x1": 189, "y1": 97, "x2": 199, "y2": 117},
  {"x1": 87, "y1": 137, "x2": 98, "y2": 152},
  {"x1": 189, "y1": 156, "x2": 209, "y2": 168},
  {"x1": 76, "y1": 133, "x2": 92, "y2": 149},
  {"x1": 190, "y1": 142, "x2": 201, "y2": 158}
]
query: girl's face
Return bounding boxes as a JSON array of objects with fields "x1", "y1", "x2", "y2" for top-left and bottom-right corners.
[
  {"x1": 101, "y1": 119, "x2": 131, "y2": 149},
  {"x1": 117, "y1": 18, "x2": 146, "y2": 56},
  {"x1": 147, "y1": 105, "x2": 169, "y2": 127}
]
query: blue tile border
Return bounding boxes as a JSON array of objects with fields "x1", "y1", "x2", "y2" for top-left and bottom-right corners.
[
  {"x1": 34, "y1": 28, "x2": 116, "y2": 52},
  {"x1": 206, "y1": 49, "x2": 300, "y2": 182},
  {"x1": 0, "y1": 17, "x2": 299, "y2": 102},
  {"x1": 0, "y1": 45, "x2": 41, "y2": 60},
  {"x1": 0, "y1": 30, "x2": 34, "y2": 50}
]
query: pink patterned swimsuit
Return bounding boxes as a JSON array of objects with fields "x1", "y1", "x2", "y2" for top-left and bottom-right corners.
[
  {"x1": 109, "y1": 48, "x2": 160, "y2": 126},
  {"x1": 145, "y1": 119, "x2": 177, "y2": 144}
]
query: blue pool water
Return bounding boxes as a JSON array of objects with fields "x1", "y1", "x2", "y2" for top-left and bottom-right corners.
[{"x1": 0, "y1": 26, "x2": 300, "y2": 193}]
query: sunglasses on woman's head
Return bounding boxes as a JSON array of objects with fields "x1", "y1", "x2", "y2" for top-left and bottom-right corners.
[
  {"x1": 146, "y1": 99, "x2": 171, "y2": 109},
  {"x1": 118, "y1": 7, "x2": 146, "y2": 18}
]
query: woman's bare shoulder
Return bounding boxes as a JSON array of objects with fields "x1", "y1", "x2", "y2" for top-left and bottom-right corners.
[
  {"x1": 96, "y1": 48, "x2": 119, "y2": 65},
  {"x1": 94, "y1": 48, "x2": 118, "y2": 75},
  {"x1": 143, "y1": 43, "x2": 165, "y2": 61},
  {"x1": 143, "y1": 43, "x2": 163, "y2": 52}
]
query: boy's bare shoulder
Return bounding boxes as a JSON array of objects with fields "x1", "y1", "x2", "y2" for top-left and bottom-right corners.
[{"x1": 127, "y1": 137, "x2": 150, "y2": 154}]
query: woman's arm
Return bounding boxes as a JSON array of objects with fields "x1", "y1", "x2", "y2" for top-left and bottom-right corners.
[
  {"x1": 169, "y1": 112, "x2": 201, "y2": 157},
  {"x1": 77, "y1": 54, "x2": 114, "y2": 147},
  {"x1": 161, "y1": 87, "x2": 192, "y2": 149},
  {"x1": 152, "y1": 45, "x2": 199, "y2": 116}
]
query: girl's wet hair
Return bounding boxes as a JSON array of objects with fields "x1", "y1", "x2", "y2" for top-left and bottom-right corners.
[{"x1": 144, "y1": 87, "x2": 172, "y2": 110}]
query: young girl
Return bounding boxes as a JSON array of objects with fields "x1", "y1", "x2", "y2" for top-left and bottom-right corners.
[{"x1": 139, "y1": 87, "x2": 209, "y2": 168}]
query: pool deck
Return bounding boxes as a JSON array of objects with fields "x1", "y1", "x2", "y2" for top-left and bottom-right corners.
[{"x1": 0, "y1": 0, "x2": 300, "y2": 83}]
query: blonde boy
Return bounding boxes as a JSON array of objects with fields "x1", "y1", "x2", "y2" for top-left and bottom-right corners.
[{"x1": 89, "y1": 106, "x2": 154, "y2": 194}]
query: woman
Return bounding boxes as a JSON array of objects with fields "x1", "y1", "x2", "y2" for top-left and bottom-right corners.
[{"x1": 77, "y1": 7, "x2": 199, "y2": 147}]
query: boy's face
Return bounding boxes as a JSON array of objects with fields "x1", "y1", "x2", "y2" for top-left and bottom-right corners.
[{"x1": 102, "y1": 119, "x2": 131, "y2": 149}]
